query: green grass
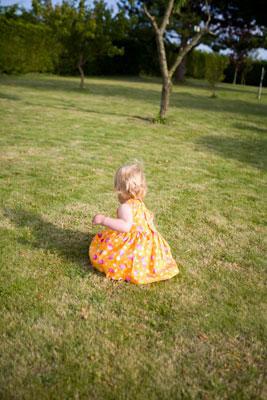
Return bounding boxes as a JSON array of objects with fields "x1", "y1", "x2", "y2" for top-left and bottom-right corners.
[{"x1": 0, "y1": 73, "x2": 266, "y2": 399}]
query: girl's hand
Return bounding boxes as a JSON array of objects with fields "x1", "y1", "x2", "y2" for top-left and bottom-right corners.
[{"x1": 92, "y1": 214, "x2": 105, "y2": 225}]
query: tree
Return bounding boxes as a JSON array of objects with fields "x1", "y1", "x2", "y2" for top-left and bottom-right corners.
[
  {"x1": 143, "y1": 0, "x2": 214, "y2": 120},
  {"x1": 119, "y1": 0, "x2": 267, "y2": 88},
  {"x1": 205, "y1": 53, "x2": 229, "y2": 97},
  {"x1": 169, "y1": 1, "x2": 215, "y2": 83},
  {"x1": 64, "y1": 0, "x2": 96, "y2": 88},
  {"x1": 211, "y1": 0, "x2": 266, "y2": 85},
  {"x1": 31, "y1": 0, "x2": 125, "y2": 88},
  {"x1": 86, "y1": 0, "x2": 126, "y2": 77},
  {"x1": 240, "y1": 57, "x2": 253, "y2": 85},
  {"x1": 117, "y1": 0, "x2": 161, "y2": 76},
  {"x1": 217, "y1": 22, "x2": 264, "y2": 85}
]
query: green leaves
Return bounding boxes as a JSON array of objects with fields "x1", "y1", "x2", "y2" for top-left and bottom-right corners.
[
  {"x1": 0, "y1": 17, "x2": 59, "y2": 74},
  {"x1": 173, "y1": 0, "x2": 188, "y2": 14},
  {"x1": 205, "y1": 53, "x2": 230, "y2": 96}
]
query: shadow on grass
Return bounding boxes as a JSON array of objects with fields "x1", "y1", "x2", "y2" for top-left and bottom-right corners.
[
  {"x1": 1, "y1": 76, "x2": 267, "y2": 119},
  {"x1": 182, "y1": 79, "x2": 265, "y2": 96},
  {"x1": 3, "y1": 208, "x2": 100, "y2": 277},
  {"x1": 0, "y1": 75, "x2": 160, "y2": 103},
  {"x1": 0, "y1": 91, "x2": 20, "y2": 101},
  {"x1": 23, "y1": 98, "x2": 154, "y2": 123},
  {"x1": 195, "y1": 135, "x2": 267, "y2": 171},
  {"x1": 233, "y1": 122, "x2": 267, "y2": 135},
  {"x1": 53, "y1": 103, "x2": 153, "y2": 123},
  {"x1": 171, "y1": 91, "x2": 267, "y2": 119}
]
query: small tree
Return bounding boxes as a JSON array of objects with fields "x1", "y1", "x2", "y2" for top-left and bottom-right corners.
[
  {"x1": 31, "y1": 0, "x2": 125, "y2": 88},
  {"x1": 38, "y1": 0, "x2": 96, "y2": 88},
  {"x1": 240, "y1": 57, "x2": 253, "y2": 85},
  {"x1": 205, "y1": 53, "x2": 229, "y2": 97},
  {"x1": 66, "y1": 0, "x2": 96, "y2": 89}
]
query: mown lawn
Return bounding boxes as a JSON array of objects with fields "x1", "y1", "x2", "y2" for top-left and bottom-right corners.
[{"x1": 0, "y1": 74, "x2": 266, "y2": 399}]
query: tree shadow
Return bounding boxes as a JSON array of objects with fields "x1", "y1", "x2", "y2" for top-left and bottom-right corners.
[
  {"x1": 3, "y1": 208, "x2": 99, "y2": 276},
  {"x1": 183, "y1": 79, "x2": 265, "y2": 96},
  {"x1": 195, "y1": 135, "x2": 267, "y2": 171},
  {"x1": 233, "y1": 122, "x2": 267, "y2": 135},
  {"x1": 22, "y1": 98, "x2": 154, "y2": 123},
  {"x1": 1, "y1": 76, "x2": 267, "y2": 119},
  {"x1": 0, "y1": 91, "x2": 20, "y2": 101},
  {"x1": 0, "y1": 75, "x2": 160, "y2": 102},
  {"x1": 171, "y1": 91, "x2": 267, "y2": 119}
]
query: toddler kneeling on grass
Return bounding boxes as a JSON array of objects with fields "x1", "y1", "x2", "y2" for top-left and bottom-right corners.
[{"x1": 89, "y1": 162, "x2": 179, "y2": 284}]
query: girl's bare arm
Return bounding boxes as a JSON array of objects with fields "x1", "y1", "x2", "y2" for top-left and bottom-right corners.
[{"x1": 92, "y1": 203, "x2": 133, "y2": 233}]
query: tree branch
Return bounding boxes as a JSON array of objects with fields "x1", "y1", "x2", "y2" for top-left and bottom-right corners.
[
  {"x1": 169, "y1": 31, "x2": 203, "y2": 78},
  {"x1": 159, "y1": 0, "x2": 175, "y2": 34},
  {"x1": 143, "y1": 4, "x2": 159, "y2": 33},
  {"x1": 169, "y1": 1, "x2": 215, "y2": 78},
  {"x1": 204, "y1": 0, "x2": 211, "y2": 28},
  {"x1": 203, "y1": 0, "x2": 215, "y2": 35}
]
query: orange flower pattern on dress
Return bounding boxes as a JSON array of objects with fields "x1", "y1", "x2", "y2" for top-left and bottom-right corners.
[{"x1": 89, "y1": 199, "x2": 179, "y2": 284}]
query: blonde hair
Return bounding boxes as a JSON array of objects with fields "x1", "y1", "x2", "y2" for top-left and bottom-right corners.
[{"x1": 114, "y1": 162, "x2": 147, "y2": 203}]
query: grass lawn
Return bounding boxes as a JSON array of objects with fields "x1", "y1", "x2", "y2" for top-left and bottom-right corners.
[{"x1": 0, "y1": 73, "x2": 266, "y2": 399}]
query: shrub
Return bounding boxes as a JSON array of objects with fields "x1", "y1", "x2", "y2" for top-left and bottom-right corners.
[
  {"x1": 0, "y1": 17, "x2": 60, "y2": 74},
  {"x1": 186, "y1": 50, "x2": 206, "y2": 79},
  {"x1": 205, "y1": 53, "x2": 229, "y2": 97}
]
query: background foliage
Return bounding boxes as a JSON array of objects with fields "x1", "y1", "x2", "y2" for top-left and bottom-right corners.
[
  {"x1": 0, "y1": 0, "x2": 266, "y2": 87},
  {"x1": 0, "y1": 17, "x2": 59, "y2": 74}
]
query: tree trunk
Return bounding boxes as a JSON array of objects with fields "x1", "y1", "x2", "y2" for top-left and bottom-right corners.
[
  {"x1": 160, "y1": 78, "x2": 171, "y2": 119},
  {"x1": 156, "y1": 28, "x2": 201, "y2": 118},
  {"x1": 175, "y1": 56, "x2": 187, "y2": 83},
  {"x1": 78, "y1": 55, "x2": 85, "y2": 89},
  {"x1": 233, "y1": 65, "x2": 238, "y2": 84},
  {"x1": 155, "y1": 34, "x2": 170, "y2": 119},
  {"x1": 211, "y1": 84, "x2": 216, "y2": 98},
  {"x1": 241, "y1": 71, "x2": 245, "y2": 85},
  {"x1": 174, "y1": 36, "x2": 188, "y2": 83},
  {"x1": 143, "y1": 0, "x2": 210, "y2": 120}
]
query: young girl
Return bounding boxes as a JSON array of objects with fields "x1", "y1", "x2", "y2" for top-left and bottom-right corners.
[{"x1": 89, "y1": 162, "x2": 179, "y2": 284}]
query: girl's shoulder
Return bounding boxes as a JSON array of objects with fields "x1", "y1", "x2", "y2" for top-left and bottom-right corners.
[
  {"x1": 126, "y1": 198, "x2": 144, "y2": 208},
  {"x1": 126, "y1": 199, "x2": 152, "y2": 217}
]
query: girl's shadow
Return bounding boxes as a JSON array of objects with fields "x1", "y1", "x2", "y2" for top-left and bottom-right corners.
[{"x1": 3, "y1": 208, "x2": 96, "y2": 275}]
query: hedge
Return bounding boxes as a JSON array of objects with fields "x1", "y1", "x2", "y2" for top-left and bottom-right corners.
[
  {"x1": 0, "y1": 17, "x2": 60, "y2": 74},
  {"x1": 186, "y1": 50, "x2": 267, "y2": 87}
]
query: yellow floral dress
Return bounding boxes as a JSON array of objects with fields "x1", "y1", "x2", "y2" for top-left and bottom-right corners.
[{"x1": 89, "y1": 199, "x2": 179, "y2": 284}]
